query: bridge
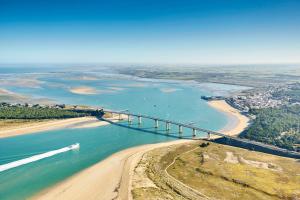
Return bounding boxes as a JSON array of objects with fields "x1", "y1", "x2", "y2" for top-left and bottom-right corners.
[
  {"x1": 103, "y1": 109, "x2": 300, "y2": 159},
  {"x1": 104, "y1": 109, "x2": 228, "y2": 139}
]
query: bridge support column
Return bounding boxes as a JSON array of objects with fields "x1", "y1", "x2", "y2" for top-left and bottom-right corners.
[
  {"x1": 138, "y1": 116, "x2": 142, "y2": 125},
  {"x1": 166, "y1": 122, "x2": 170, "y2": 131},
  {"x1": 179, "y1": 125, "x2": 183, "y2": 134},
  {"x1": 192, "y1": 129, "x2": 197, "y2": 137},
  {"x1": 155, "y1": 119, "x2": 159, "y2": 128},
  {"x1": 128, "y1": 115, "x2": 132, "y2": 124}
]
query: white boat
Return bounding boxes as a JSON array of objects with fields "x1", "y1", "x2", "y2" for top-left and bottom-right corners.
[
  {"x1": 0, "y1": 143, "x2": 80, "y2": 172},
  {"x1": 69, "y1": 143, "x2": 80, "y2": 150}
]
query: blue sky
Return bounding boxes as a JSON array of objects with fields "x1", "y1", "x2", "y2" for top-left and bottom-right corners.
[{"x1": 0, "y1": 0, "x2": 299, "y2": 64}]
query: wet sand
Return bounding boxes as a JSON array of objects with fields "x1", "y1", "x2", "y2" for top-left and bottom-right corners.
[{"x1": 69, "y1": 86, "x2": 99, "y2": 95}]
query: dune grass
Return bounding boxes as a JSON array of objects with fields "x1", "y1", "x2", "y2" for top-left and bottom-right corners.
[
  {"x1": 132, "y1": 141, "x2": 300, "y2": 200},
  {"x1": 167, "y1": 142, "x2": 300, "y2": 200}
]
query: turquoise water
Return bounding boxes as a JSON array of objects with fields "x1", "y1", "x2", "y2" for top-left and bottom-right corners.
[{"x1": 0, "y1": 68, "x2": 243, "y2": 199}]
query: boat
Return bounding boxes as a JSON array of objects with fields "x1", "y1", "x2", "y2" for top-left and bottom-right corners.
[
  {"x1": 69, "y1": 143, "x2": 80, "y2": 150},
  {"x1": 0, "y1": 143, "x2": 81, "y2": 172}
]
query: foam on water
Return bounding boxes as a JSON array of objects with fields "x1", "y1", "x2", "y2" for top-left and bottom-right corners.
[{"x1": 0, "y1": 143, "x2": 79, "y2": 172}]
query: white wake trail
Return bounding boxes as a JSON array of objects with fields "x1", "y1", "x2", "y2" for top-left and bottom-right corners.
[{"x1": 0, "y1": 143, "x2": 80, "y2": 172}]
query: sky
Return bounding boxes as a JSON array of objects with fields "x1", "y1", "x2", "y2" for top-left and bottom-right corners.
[{"x1": 0, "y1": 0, "x2": 300, "y2": 64}]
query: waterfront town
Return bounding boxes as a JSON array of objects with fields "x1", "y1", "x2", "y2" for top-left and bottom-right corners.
[{"x1": 203, "y1": 82, "x2": 300, "y2": 113}]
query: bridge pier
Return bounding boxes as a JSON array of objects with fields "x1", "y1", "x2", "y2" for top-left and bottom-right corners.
[
  {"x1": 155, "y1": 119, "x2": 159, "y2": 128},
  {"x1": 179, "y1": 125, "x2": 183, "y2": 134},
  {"x1": 138, "y1": 116, "x2": 142, "y2": 125},
  {"x1": 192, "y1": 129, "x2": 197, "y2": 137},
  {"x1": 166, "y1": 122, "x2": 170, "y2": 131},
  {"x1": 128, "y1": 115, "x2": 132, "y2": 124}
]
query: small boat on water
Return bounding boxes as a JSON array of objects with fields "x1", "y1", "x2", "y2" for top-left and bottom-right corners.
[
  {"x1": 0, "y1": 143, "x2": 81, "y2": 172},
  {"x1": 69, "y1": 143, "x2": 80, "y2": 150}
]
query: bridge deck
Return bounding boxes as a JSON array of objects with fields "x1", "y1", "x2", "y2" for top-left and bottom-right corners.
[
  {"x1": 105, "y1": 110, "x2": 228, "y2": 137},
  {"x1": 104, "y1": 110, "x2": 300, "y2": 156}
]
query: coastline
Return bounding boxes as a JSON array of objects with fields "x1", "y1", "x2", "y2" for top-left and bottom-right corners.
[
  {"x1": 32, "y1": 100, "x2": 250, "y2": 200},
  {"x1": 32, "y1": 139, "x2": 191, "y2": 200},
  {"x1": 0, "y1": 116, "x2": 121, "y2": 139},
  {"x1": 207, "y1": 100, "x2": 250, "y2": 136}
]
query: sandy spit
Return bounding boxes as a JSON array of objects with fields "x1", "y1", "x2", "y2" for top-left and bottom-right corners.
[{"x1": 0, "y1": 116, "x2": 119, "y2": 138}]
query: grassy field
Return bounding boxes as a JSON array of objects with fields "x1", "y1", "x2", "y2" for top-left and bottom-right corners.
[
  {"x1": 132, "y1": 142, "x2": 199, "y2": 200},
  {"x1": 132, "y1": 141, "x2": 300, "y2": 200}
]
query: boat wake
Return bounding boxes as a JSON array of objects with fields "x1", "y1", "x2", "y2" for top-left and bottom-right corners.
[{"x1": 0, "y1": 143, "x2": 80, "y2": 173}]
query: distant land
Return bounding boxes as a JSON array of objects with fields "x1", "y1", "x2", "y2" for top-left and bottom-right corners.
[{"x1": 117, "y1": 65, "x2": 300, "y2": 87}]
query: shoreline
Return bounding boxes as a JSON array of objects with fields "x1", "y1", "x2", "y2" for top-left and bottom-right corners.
[
  {"x1": 32, "y1": 139, "x2": 191, "y2": 200},
  {"x1": 207, "y1": 100, "x2": 250, "y2": 137},
  {"x1": 0, "y1": 116, "x2": 121, "y2": 139},
  {"x1": 33, "y1": 100, "x2": 250, "y2": 200}
]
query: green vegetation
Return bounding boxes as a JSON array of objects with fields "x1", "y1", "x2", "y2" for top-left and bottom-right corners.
[
  {"x1": 168, "y1": 142, "x2": 300, "y2": 200},
  {"x1": 242, "y1": 105, "x2": 300, "y2": 151},
  {"x1": 133, "y1": 141, "x2": 300, "y2": 200},
  {"x1": 273, "y1": 83, "x2": 300, "y2": 103},
  {"x1": 132, "y1": 142, "x2": 199, "y2": 200},
  {"x1": 0, "y1": 106, "x2": 96, "y2": 119}
]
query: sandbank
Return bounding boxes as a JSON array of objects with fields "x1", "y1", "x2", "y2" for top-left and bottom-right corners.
[{"x1": 69, "y1": 86, "x2": 99, "y2": 95}]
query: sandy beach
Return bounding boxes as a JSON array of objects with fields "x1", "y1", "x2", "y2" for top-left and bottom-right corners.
[
  {"x1": 32, "y1": 139, "x2": 190, "y2": 200},
  {"x1": 0, "y1": 116, "x2": 122, "y2": 139},
  {"x1": 32, "y1": 100, "x2": 250, "y2": 200},
  {"x1": 208, "y1": 100, "x2": 250, "y2": 136}
]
